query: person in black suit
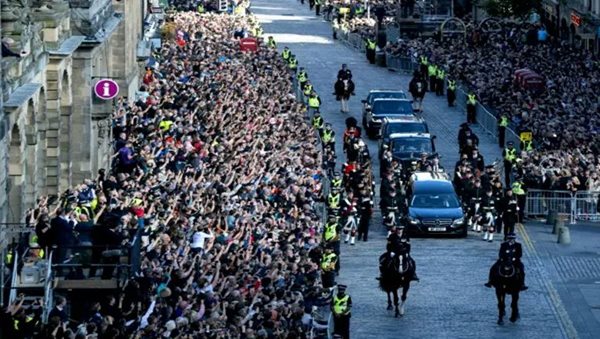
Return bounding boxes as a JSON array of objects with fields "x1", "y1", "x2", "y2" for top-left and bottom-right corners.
[
  {"x1": 485, "y1": 233, "x2": 527, "y2": 290},
  {"x1": 50, "y1": 208, "x2": 77, "y2": 268}
]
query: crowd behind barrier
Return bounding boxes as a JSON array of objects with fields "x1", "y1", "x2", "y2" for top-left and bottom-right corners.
[{"x1": 1, "y1": 6, "x2": 342, "y2": 338}]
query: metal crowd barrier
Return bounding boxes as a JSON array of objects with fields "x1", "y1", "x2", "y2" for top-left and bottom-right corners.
[
  {"x1": 385, "y1": 55, "x2": 418, "y2": 74},
  {"x1": 524, "y1": 189, "x2": 600, "y2": 224}
]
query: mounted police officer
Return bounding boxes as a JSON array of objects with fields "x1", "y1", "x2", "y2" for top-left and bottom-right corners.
[
  {"x1": 331, "y1": 284, "x2": 352, "y2": 339},
  {"x1": 485, "y1": 232, "x2": 528, "y2": 291},
  {"x1": 337, "y1": 63, "x2": 353, "y2": 80},
  {"x1": 387, "y1": 225, "x2": 419, "y2": 281}
]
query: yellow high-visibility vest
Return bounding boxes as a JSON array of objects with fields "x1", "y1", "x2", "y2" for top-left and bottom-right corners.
[
  {"x1": 324, "y1": 222, "x2": 338, "y2": 242},
  {"x1": 308, "y1": 96, "x2": 320, "y2": 108},
  {"x1": 504, "y1": 148, "x2": 517, "y2": 162},
  {"x1": 467, "y1": 94, "x2": 477, "y2": 105},
  {"x1": 448, "y1": 80, "x2": 456, "y2": 91},
  {"x1": 321, "y1": 253, "x2": 337, "y2": 270},
  {"x1": 511, "y1": 182, "x2": 525, "y2": 195},
  {"x1": 333, "y1": 295, "x2": 349, "y2": 315},
  {"x1": 322, "y1": 130, "x2": 334, "y2": 143},
  {"x1": 499, "y1": 115, "x2": 509, "y2": 127}
]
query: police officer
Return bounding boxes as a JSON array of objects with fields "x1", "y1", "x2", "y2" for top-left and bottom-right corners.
[
  {"x1": 428, "y1": 63, "x2": 438, "y2": 93},
  {"x1": 485, "y1": 233, "x2": 528, "y2": 290},
  {"x1": 502, "y1": 188, "x2": 519, "y2": 238},
  {"x1": 324, "y1": 215, "x2": 342, "y2": 272},
  {"x1": 331, "y1": 171, "x2": 343, "y2": 191},
  {"x1": 466, "y1": 92, "x2": 477, "y2": 124},
  {"x1": 498, "y1": 114, "x2": 509, "y2": 148},
  {"x1": 419, "y1": 55, "x2": 429, "y2": 84},
  {"x1": 308, "y1": 91, "x2": 321, "y2": 116},
  {"x1": 386, "y1": 226, "x2": 419, "y2": 281},
  {"x1": 312, "y1": 110, "x2": 324, "y2": 130},
  {"x1": 331, "y1": 284, "x2": 352, "y2": 339},
  {"x1": 267, "y1": 36, "x2": 277, "y2": 48},
  {"x1": 337, "y1": 63, "x2": 353, "y2": 80},
  {"x1": 325, "y1": 150, "x2": 338, "y2": 178},
  {"x1": 298, "y1": 67, "x2": 308, "y2": 90},
  {"x1": 365, "y1": 36, "x2": 376, "y2": 64},
  {"x1": 447, "y1": 78, "x2": 457, "y2": 106},
  {"x1": 315, "y1": 0, "x2": 322, "y2": 16},
  {"x1": 502, "y1": 141, "x2": 517, "y2": 186},
  {"x1": 288, "y1": 54, "x2": 298, "y2": 73},
  {"x1": 281, "y1": 46, "x2": 291, "y2": 62},
  {"x1": 511, "y1": 177, "x2": 527, "y2": 223},
  {"x1": 321, "y1": 244, "x2": 338, "y2": 288},
  {"x1": 435, "y1": 67, "x2": 445, "y2": 96},
  {"x1": 321, "y1": 123, "x2": 336, "y2": 152},
  {"x1": 327, "y1": 189, "x2": 342, "y2": 217}
]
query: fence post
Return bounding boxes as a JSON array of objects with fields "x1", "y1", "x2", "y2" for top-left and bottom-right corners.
[{"x1": 570, "y1": 195, "x2": 577, "y2": 224}]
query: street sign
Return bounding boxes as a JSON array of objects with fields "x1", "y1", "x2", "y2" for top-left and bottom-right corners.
[
  {"x1": 520, "y1": 131, "x2": 533, "y2": 142},
  {"x1": 94, "y1": 79, "x2": 119, "y2": 100}
]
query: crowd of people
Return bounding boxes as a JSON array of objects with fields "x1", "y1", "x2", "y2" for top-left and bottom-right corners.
[
  {"x1": 1, "y1": 6, "x2": 353, "y2": 338},
  {"x1": 383, "y1": 21, "x2": 600, "y2": 192}
]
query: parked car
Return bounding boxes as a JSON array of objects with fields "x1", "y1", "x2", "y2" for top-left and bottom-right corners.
[
  {"x1": 378, "y1": 116, "x2": 429, "y2": 158},
  {"x1": 362, "y1": 98, "x2": 414, "y2": 138},
  {"x1": 405, "y1": 172, "x2": 467, "y2": 237}
]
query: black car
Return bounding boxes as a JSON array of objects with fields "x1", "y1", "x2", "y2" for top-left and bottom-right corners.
[
  {"x1": 378, "y1": 117, "x2": 429, "y2": 158},
  {"x1": 386, "y1": 132, "x2": 436, "y2": 167},
  {"x1": 405, "y1": 172, "x2": 467, "y2": 237},
  {"x1": 362, "y1": 98, "x2": 415, "y2": 138}
]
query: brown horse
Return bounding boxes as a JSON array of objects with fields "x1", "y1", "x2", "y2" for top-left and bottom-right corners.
[{"x1": 378, "y1": 251, "x2": 414, "y2": 317}]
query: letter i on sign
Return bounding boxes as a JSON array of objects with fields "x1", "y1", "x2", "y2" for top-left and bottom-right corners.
[{"x1": 103, "y1": 83, "x2": 110, "y2": 97}]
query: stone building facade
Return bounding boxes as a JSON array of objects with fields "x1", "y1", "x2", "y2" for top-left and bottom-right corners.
[{"x1": 0, "y1": 0, "x2": 145, "y2": 226}]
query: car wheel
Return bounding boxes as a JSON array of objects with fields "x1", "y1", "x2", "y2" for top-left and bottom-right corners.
[{"x1": 459, "y1": 226, "x2": 468, "y2": 238}]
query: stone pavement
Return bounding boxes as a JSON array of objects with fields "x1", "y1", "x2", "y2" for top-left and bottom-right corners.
[
  {"x1": 521, "y1": 221, "x2": 600, "y2": 339},
  {"x1": 253, "y1": 0, "x2": 574, "y2": 337}
]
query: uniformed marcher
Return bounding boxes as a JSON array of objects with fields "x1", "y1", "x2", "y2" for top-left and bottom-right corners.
[
  {"x1": 481, "y1": 189, "x2": 497, "y2": 242},
  {"x1": 357, "y1": 188, "x2": 372, "y2": 242},
  {"x1": 331, "y1": 284, "x2": 352, "y2": 339},
  {"x1": 321, "y1": 244, "x2": 338, "y2": 288},
  {"x1": 498, "y1": 114, "x2": 509, "y2": 148},
  {"x1": 502, "y1": 189, "x2": 519, "y2": 237},
  {"x1": 447, "y1": 78, "x2": 456, "y2": 106},
  {"x1": 485, "y1": 232, "x2": 528, "y2": 290},
  {"x1": 502, "y1": 141, "x2": 517, "y2": 186},
  {"x1": 492, "y1": 180, "x2": 505, "y2": 234},
  {"x1": 466, "y1": 92, "x2": 477, "y2": 124}
]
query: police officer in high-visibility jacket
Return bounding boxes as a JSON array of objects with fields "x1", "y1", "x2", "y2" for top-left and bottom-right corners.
[
  {"x1": 266, "y1": 36, "x2": 277, "y2": 48},
  {"x1": 281, "y1": 46, "x2": 291, "y2": 62},
  {"x1": 288, "y1": 54, "x2": 298, "y2": 73},
  {"x1": 365, "y1": 37, "x2": 376, "y2": 64},
  {"x1": 327, "y1": 188, "x2": 342, "y2": 217},
  {"x1": 511, "y1": 177, "x2": 526, "y2": 223},
  {"x1": 498, "y1": 114, "x2": 509, "y2": 148},
  {"x1": 323, "y1": 215, "x2": 342, "y2": 272},
  {"x1": 312, "y1": 110, "x2": 324, "y2": 130},
  {"x1": 303, "y1": 81, "x2": 313, "y2": 98},
  {"x1": 502, "y1": 141, "x2": 517, "y2": 186},
  {"x1": 466, "y1": 92, "x2": 477, "y2": 124},
  {"x1": 297, "y1": 67, "x2": 308, "y2": 90},
  {"x1": 321, "y1": 122, "x2": 336, "y2": 152},
  {"x1": 321, "y1": 244, "x2": 338, "y2": 288},
  {"x1": 428, "y1": 64, "x2": 438, "y2": 92},
  {"x1": 447, "y1": 78, "x2": 456, "y2": 107},
  {"x1": 308, "y1": 91, "x2": 321, "y2": 116},
  {"x1": 331, "y1": 284, "x2": 352, "y2": 339},
  {"x1": 419, "y1": 55, "x2": 429, "y2": 83},
  {"x1": 435, "y1": 67, "x2": 445, "y2": 96}
]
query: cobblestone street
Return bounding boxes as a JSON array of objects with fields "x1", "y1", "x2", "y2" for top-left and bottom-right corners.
[{"x1": 255, "y1": 1, "x2": 575, "y2": 338}]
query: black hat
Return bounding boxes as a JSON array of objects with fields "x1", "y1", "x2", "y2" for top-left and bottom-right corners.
[
  {"x1": 507, "y1": 141, "x2": 514, "y2": 146},
  {"x1": 506, "y1": 232, "x2": 517, "y2": 239},
  {"x1": 337, "y1": 284, "x2": 347, "y2": 292}
]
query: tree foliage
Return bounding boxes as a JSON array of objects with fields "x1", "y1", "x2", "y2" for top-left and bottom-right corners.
[{"x1": 482, "y1": 0, "x2": 542, "y2": 19}]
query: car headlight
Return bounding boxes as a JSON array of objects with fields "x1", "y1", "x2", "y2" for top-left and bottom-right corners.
[
  {"x1": 372, "y1": 118, "x2": 381, "y2": 123},
  {"x1": 452, "y1": 217, "x2": 464, "y2": 226},
  {"x1": 408, "y1": 216, "x2": 419, "y2": 225}
]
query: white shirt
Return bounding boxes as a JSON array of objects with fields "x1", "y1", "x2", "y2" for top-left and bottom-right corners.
[{"x1": 190, "y1": 230, "x2": 213, "y2": 249}]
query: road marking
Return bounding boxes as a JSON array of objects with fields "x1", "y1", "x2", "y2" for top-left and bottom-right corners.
[{"x1": 517, "y1": 223, "x2": 579, "y2": 339}]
